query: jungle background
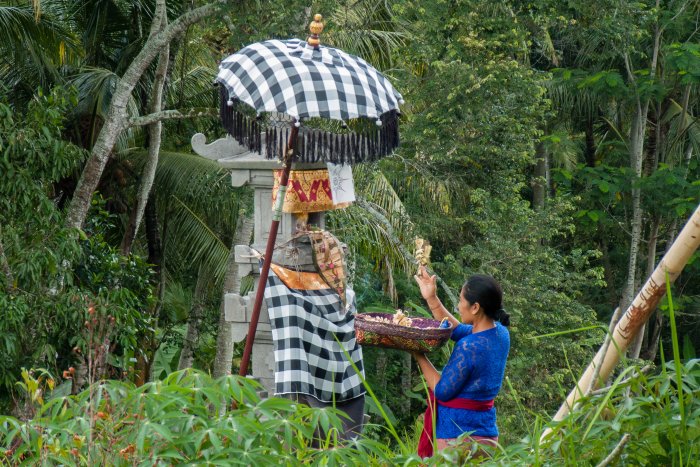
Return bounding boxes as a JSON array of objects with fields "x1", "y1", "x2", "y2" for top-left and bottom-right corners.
[{"x1": 0, "y1": 0, "x2": 699, "y2": 464}]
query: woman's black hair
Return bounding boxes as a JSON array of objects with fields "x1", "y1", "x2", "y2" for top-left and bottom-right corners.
[{"x1": 462, "y1": 275, "x2": 511, "y2": 327}]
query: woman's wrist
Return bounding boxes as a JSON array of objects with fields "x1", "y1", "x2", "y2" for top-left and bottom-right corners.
[{"x1": 426, "y1": 296, "x2": 441, "y2": 311}]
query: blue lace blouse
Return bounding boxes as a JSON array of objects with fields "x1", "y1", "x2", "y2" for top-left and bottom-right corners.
[{"x1": 434, "y1": 322, "x2": 510, "y2": 438}]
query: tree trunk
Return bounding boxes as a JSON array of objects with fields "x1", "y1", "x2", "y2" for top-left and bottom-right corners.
[
  {"x1": 178, "y1": 268, "x2": 208, "y2": 370},
  {"x1": 549, "y1": 202, "x2": 700, "y2": 429},
  {"x1": 619, "y1": 99, "x2": 649, "y2": 319},
  {"x1": 375, "y1": 352, "x2": 388, "y2": 401},
  {"x1": 144, "y1": 208, "x2": 168, "y2": 382},
  {"x1": 400, "y1": 352, "x2": 412, "y2": 415},
  {"x1": 642, "y1": 308, "x2": 663, "y2": 361},
  {"x1": 0, "y1": 234, "x2": 13, "y2": 292},
  {"x1": 629, "y1": 217, "x2": 659, "y2": 359},
  {"x1": 121, "y1": 5, "x2": 170, "y2": 255},
  {"x1": 145, "y1": 198, "x2": 162, "y2": 268},
  {"x1": 629, "y1": 96, "x2": 663, "y2": 359},
  {"x1": 644, "y1": 90, "x2": 693, "y2": 360},
  {"x1": 383, "y1": 256, "x2": 397, "y2": 306},
  {"x1": 64, "y1": 1, "x2": 230, "y2": 231},
  {"x1": 584, "y1": 118, "x2": 597, "y2": 167},
  {"x1": 618, "y1": 19, "x2": 660, "y2": 325},
  {"x1": 532, "y1": 141, "x2": 547, "y2": 210},
  {"x1": 213, "y1": 213, "x2": 254, "y2": 378}
]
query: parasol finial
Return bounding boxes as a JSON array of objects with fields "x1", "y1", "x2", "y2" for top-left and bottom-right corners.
[{"x1": 308, "y1": 13, "x2": 324, "y2": 48}]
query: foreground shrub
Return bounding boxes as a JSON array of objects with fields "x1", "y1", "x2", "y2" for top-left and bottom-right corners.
[
  {"x1": 0, "y1": 370, "x2": 409, "y2": 465},
  {"x1": 1, "y1": 359, "x2": 698, "y2": 465}
]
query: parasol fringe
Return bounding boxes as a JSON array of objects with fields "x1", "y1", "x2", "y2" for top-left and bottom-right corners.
[{"x1": 220, "y1": 87, "x2": 401, "y2": 163}]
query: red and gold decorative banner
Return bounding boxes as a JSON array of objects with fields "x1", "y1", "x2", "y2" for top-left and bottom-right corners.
[{"x1": 272, "y1": 169, "x2": 352, "y2": 213}]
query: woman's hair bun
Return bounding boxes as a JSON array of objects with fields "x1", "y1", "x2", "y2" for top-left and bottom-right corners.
[{"x1": 496, "y1": 308, "x2": 511, "y2": 327}]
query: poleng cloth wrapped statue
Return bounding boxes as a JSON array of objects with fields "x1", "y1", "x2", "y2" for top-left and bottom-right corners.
[
  {"x1": 264, "y1": 264, "x2": 365, "y2": 402},
  {"x1": 271, "y1": 168, "x2": 352, "y2": 213}
]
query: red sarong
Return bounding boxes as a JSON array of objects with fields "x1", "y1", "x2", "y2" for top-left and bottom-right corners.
[{"x1": 417, "y1": 389, "x2": 494, "y2": 458}]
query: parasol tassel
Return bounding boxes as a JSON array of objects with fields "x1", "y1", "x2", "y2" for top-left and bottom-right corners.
[
  {"x1": 352, "y1": 133, "x2": 358, "y2": 162},
  {"x1": 311, "y1": 131, "x2": 318, "y2": 160},
  {"x1": 272, "y1": 127, "x2": 278, "y2": 160},
  {"x1": 336, "y1": 134, "x2": 341, "y2": 164},
  {"x1": 324, "y1": 132, "x2": 329, "y2": 161},
  {"x1": 340, "y1": 133, "x2": 346, "y2": 164},
  {"x1": 380, "y1": 114, "x2": 386, "y2": 157},
  {"x1": 219, "y1": 86, "x2": 233, "y2": 136},
  {"x1": 255, "y1": 120, "x2": 261, "y2": 154},
  {"x1": 285, "y1": 127, "x2": 289, "y2": 158}
]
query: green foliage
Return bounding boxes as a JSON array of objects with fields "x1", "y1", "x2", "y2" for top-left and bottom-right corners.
[
  {"x1": 0, "y1": 86, "x2": 84, "y2": 222},
  {"x1": 3, "y1": 359, "x2": 698, "y2": 465},
  {"x1": 0, "y1": 88, "x2": 153, "y2": 404},
  {"x1": 0, "y1": 370, "x2": 404, "y2": 465},
  {"x1": 2, "y1": 0, "x2": 700, "y2": 462}
]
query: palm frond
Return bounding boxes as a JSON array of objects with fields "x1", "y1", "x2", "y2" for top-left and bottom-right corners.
[
  {"x1": 328, "y1": 200, "x2": 415, "y2": 278},
  {"x1": 0, "y1": 6, "x2": 81, "y2": 89},
  {"x1": 164, "y1": 195, "x2": 231, "y2": 285},
  {"x1": 379, "y1": 158, "x2": 463, "y2": 217},
  {"x1": 166, "y1": 66, "x2": 218, "y2": 110},
  {"x1": 119, "y1": 150, "x2": 246, "y2": 284},
  {"x1": 353, "y1": 164, "x2": 415, "y2": 240},
  {"x1": 148, "y1": 151, "x2": 242, "y2": 233},
  {"x1": 326, "y1": 0, "x2": 408, "y2": 70},
  {"x1": 68, "y1": 67, "x2": 140, "y2": 150},
  {"x1": 662, "y1": 99, "x2": 700, "y2": 166},
  {"x1": 69, "y1": 67, "x2": 132, "y2": 118},
  {"x1": 545, "y1": 74, "x2": 603, "y2": 124},
  {"x1": 541, "y1": 129, "x2": 581, "y2": 170}
]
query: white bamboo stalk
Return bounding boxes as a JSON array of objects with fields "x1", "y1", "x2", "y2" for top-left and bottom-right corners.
[{"x1": 548, "y1": 202, "x2": 700, "y2": 428}]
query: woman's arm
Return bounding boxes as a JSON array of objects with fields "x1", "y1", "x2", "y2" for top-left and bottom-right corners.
[
  {"x1": 414, "y1": 266, "x2": 460, "y2": 328},
  {"x1": 412, "y1": 352, "x2": 441, "y2": 391}
]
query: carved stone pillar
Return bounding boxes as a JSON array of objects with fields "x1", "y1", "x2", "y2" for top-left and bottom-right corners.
[{"x1": 191, "y1": 133, "x2": 325, "y2": 395}]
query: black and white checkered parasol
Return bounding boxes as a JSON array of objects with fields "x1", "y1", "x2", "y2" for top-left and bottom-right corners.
[{"x1": 215, "y1": 38, "x2": 404, "y2": 163}]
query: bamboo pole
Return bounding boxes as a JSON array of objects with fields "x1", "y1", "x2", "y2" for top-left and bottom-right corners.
[{"x1": 547, "y1": 202, "x2": 700, "y2": 430}]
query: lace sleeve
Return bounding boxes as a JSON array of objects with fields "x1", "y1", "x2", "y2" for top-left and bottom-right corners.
[
  {"x1": 450, "y1": 324, "x2": 473, "y2": 342},
  {"x1": 434, "y1": 338, "x2": 476, "y2": 401}
]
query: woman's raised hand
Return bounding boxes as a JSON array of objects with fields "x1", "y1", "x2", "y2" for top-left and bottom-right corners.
[{"x1": 413, "y1": 265, "x2": 437, "y2": 300}]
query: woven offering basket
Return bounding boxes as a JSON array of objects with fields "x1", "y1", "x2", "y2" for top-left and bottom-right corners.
[{"x1": 354, "y1": 313, "x2": 453, "y2": 352}]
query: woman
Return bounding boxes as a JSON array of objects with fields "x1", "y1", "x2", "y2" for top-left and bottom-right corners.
[{"x1": 412, "y1": 266, "x2": 510, "y2": 457}]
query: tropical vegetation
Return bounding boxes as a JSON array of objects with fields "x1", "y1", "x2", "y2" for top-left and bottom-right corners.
[{"x1": 1, "y1": 0, "x2": 698, "y2": 464}]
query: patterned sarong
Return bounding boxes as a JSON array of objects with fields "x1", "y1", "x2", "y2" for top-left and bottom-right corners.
[{"x1": 264, "y1": 267, "x2": 365, "y2": 403}]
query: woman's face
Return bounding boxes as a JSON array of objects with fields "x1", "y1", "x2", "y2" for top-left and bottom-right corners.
[{"x1": 458, "y1": 288, "x2": 479, "y2": 324}]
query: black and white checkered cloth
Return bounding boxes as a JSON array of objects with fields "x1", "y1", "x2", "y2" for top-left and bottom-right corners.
[
  {"x1": 216, "y1": 39, "x2": 403, "y2": 122},
  {"x1": 264, "y1": 269, "x2": 365, "y2": 403}
]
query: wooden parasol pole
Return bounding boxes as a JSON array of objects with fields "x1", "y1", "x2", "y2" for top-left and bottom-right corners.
[
  {"x1": 547, "y1": 202, "x2": 700, "y2": 430},
  {"x1": 238, "y1": 124, "x2": 298, "y2": 377}
]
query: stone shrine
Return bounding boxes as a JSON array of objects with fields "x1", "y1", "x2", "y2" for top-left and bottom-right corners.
[{"x1": 191, "y1": 133, "x2": 326, "y2": 395}]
